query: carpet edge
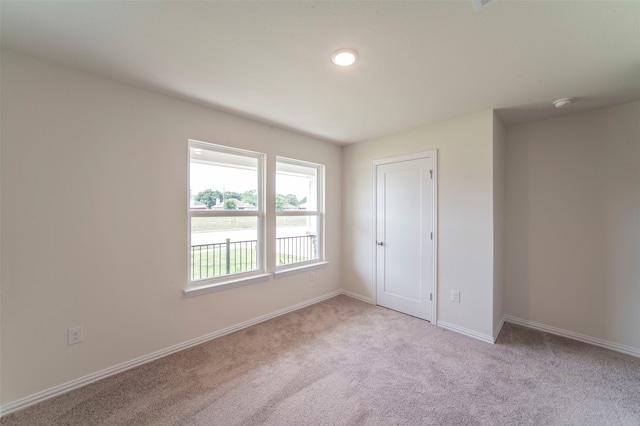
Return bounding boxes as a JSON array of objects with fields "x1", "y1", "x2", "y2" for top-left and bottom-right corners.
[
  {"x1": 504, "y1": 315, "x2": 640, "y2": 359},
  {"x1": 341, "y1": 290, "x2": 374, "y2": 304},
  {"x1": 0, "y1": 290, "x2": 343, "y2": 418},
  {"x1": 436, "y1": 320, "x2": 495, "y2": 344}
]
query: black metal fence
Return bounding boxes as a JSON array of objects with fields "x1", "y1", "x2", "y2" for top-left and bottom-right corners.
[
  {"x1": 276, "y1": 234, "x2": 317, "y2": 266},
  {"x1": 191, "y1": 235, "x2": 317, "y2": 281},
  {"x1": 191, "y1": 238, "x2": 257, "y2": 281}
]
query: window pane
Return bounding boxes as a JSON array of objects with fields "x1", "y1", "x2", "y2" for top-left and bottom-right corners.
[
  {"x1": 276, "y1": 161, "x2": 317, "y2": 211},
  {"x1": 276, "y1": 215, "x2": 318, "y2": 266},
  {"x1": 191, "y1": 216, "x2": 258, "y2": 281},
  {"x1": 190, "y1": 147, "x2": 258, "y2": 211},
  {"x1": 189, "y1": 143, "x2": 263, "y2": 284}
]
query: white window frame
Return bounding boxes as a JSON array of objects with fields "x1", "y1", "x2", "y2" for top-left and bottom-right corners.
[
  {"x1": 274, "y1": 156, "x2": 326, "y2": 274},
  {"x1": 185, "y1": 140, "x2": 268, "y2": 297}
]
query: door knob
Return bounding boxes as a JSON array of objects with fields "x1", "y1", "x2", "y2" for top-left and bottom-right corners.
[{"x1": 376, "y1": 241, "x2": 384, "y2": 246}]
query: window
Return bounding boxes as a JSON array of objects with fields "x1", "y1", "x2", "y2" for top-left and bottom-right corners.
[
  {"x1": 276, "y1": 157, "x2": 324, "y2": 269},
  {"x1": 188, "y1": 141, "x2": 266, "y2": 290}
]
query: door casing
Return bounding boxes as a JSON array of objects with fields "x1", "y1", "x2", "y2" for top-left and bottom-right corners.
[{"x1": 372, "y1": 150, "x2": 438, "y2": 323}]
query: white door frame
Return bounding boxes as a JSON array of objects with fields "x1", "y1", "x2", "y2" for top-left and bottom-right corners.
[{"x1": 372, "y1": 150, "x2": 438, "y2": 323}]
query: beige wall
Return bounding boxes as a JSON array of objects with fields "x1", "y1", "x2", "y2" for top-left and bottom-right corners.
[
  {"x1": 492, "y1": 114, "x2": 506, "y2": 338},
  {"x1": 342, "y1": 110, "x2": 498, "y2": 339},
  {"x1": 3, "y1": 45, "x2": 637, "y2": 411},
  {"x1": 505, "y1": 101, "x2": 640, "y2": 350},
  {"x1": 0, "y1": 49, "x2": 342, "y2": 405}
]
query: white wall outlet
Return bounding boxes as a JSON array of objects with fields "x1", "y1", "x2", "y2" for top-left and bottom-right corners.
[
  {"x1": 68, "y1": 326, "x2": 84, "y2": 345},
  {"x1": 451, "y1": 290, "x2": 461, "y2": 303},
  {"x1": 309, "y1": 271, "x2": 316, "y2": 282}
]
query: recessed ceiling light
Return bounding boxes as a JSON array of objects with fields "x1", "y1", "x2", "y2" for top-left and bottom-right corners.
[
  {"x1": 553, "y1": 98, "x2": 573, "y2": 108},
  {"x1": 331, "y1": 49, "x2": 358, "y2": 67}
]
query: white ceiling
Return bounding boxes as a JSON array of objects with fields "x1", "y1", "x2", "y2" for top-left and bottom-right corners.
[{"x1": 2, "y1": 1, "x2": 639, "y2": 144}]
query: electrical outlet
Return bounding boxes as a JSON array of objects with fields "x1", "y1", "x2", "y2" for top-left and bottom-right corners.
[
  {"x1": 451, "y1": 290, "x2": 460, "y2": 303},
  {"x1": 309, "y1": 271, "x2": 316, "y2": 282},
  {"x1": 68, "y1": 326, "x2": 84, "y2": 345}
]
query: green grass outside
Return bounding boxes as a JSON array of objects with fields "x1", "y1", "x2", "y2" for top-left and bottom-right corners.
[
  {"x1": 191, "y1": 242, "x2": 312, "y2": 280},
  {"x1": 191, "y1": 216, "x2": 307, "y2": 233},
  {"x1": 276, "y1": 253, "x2": 309, "y2": 266},
  {"x1": 191, "y1": 245, "x2": 258, "y2": 281},
  {"x1": 191, "y1": 216, "x2": 315, "y2": 280}
]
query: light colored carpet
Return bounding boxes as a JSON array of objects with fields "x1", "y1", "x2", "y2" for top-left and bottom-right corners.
[{"x1": 2, "y1": 295, "x2": 639, "y2": 425}]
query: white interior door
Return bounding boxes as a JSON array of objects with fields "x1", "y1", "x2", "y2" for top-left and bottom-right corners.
[{"x1": 375, "y1": 153, "x2": 435, "y2": 321}]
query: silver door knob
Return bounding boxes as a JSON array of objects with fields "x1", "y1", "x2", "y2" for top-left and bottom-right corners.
[{"x1": 376, "y1": 241, "x2": 384, "y2": 246}]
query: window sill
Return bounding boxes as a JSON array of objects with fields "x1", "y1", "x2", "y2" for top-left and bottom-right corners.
[
  {"x1": 274, "y1": 261, "x2": 329, "y2": 278},
  {"x1": 184, "y1": 273, "x2": 271, "y2": 298}
]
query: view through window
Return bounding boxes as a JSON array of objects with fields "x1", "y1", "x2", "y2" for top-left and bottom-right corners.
[
  {"x1": 189, "y1": 142, "x2": 325, "y2": 286},
  {"x1": 276, "y1": 158, "x2": 324, "y2": 268},
  {"x1": 189, "y1": 142, "x2": 263, "y2": 283}
]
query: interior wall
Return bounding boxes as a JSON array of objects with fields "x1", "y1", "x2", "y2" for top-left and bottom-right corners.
[
  {"x1": 342, "y1": 110, "x2": 497, "y2": 339},
  {"x1": 505, "y1": 101, "x2": 640, "y2": 351},
  {"x1": 0, "y1": 49, "x2": 342, "y2": 406},
  {"x1": 492, "y1": 113, "x2": 506, "y2": 338}
]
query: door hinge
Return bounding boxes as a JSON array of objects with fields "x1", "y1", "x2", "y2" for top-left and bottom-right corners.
[
  {"x1": 430, "y1": 232, "x2": 433, "y2": 240},
  {"x1": 430, "y1": 293, "x2": 433, "y2": 301},
  {"x1": 430, "y1": 169, "x2": 433, "y2": 179}
]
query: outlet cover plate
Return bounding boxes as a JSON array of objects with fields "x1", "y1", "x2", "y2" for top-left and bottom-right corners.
[{"x1": 68, "y1": 326, "x2": 84, "y2": 345}]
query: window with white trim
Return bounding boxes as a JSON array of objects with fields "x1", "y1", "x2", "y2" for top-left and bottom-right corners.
[
  {"x1": 276, "y1": 157, "x2": 324, "y2": 269},
  {"x1": 189, "y1": 141, "x2": 265, "y2": 287}
]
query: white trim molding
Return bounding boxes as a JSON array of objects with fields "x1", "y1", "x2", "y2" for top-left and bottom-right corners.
[
  {"x1": 274, "y1": 261, "x2": 329, "y2": 278},
  {"x1": 184, "y1": 273, "x2": 271, "y2": 297},
  {"x1": 0, "y1": 290, "x2": 342, "y2": 418},
  {"x1": 437, "y1": 320, "x2": 495, "y2": 344},
  {"x1": 341, "y1": 290, "x2": 374, "y2": 305},
  {"x1": 504, "y1": 315, "x2": 640, "y2": 359}
]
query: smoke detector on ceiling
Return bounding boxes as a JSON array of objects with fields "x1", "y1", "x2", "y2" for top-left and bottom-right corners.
[
  {"x1": 472, "y1": 0, "x2": 496, "y2": 12},
  {"x1": 553, "y1": 98, "x2": 573, "y2": 109}
]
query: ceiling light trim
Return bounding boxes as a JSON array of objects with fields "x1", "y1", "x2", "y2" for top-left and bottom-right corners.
[{"x1": 331, "y1": 49, "x2": 358, "y2": 67}]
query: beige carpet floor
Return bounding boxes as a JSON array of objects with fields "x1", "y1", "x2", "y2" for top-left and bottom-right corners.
[{"x1": 2, "y1": 295, "x2": 639, "y2": 425}]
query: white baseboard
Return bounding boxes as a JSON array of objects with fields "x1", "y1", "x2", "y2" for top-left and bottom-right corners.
[
  {"x1": 342, "y1": 292, "x2": 498, "y2": 345},
  {"x1": 437, "y1": 320, "x2": 495, "y2": 344},
  {"x1": 0, "y1": 290, "x2": 342, "y2": 418},
  {"x1": 504, "y1": 315, "x2": 640, "y2": 359},
  {"x1": 341, "y1": 290, "x2": 374, "y2": 304}
]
